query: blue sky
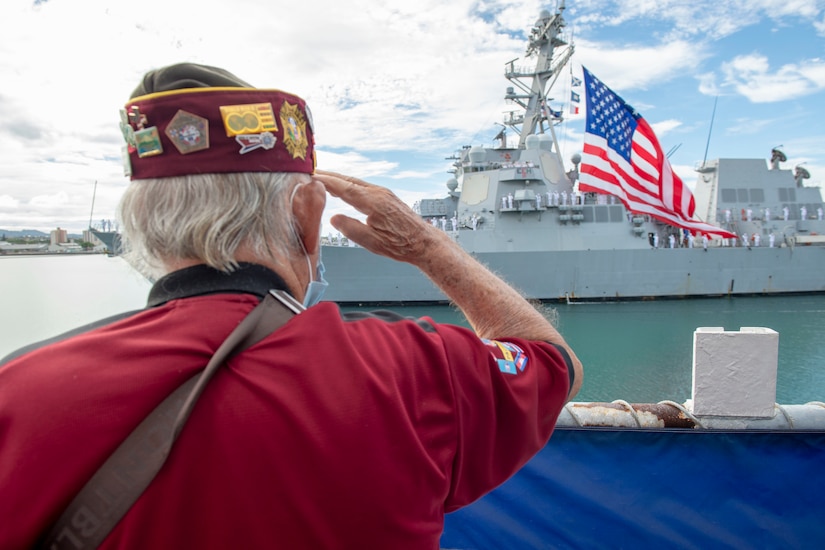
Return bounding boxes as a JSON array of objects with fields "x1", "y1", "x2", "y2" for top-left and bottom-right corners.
[{"x1": 1, "y1": 0, "x2": 823, "y2": 234}]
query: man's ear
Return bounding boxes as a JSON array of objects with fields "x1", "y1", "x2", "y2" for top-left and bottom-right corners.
[{"x1": 290, "y1": 179, "x2": 327, "y2": 255}]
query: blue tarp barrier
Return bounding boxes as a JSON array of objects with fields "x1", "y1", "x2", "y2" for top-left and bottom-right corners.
[{"x1": 441, "y1": 427, "x2": 825, "y2": 549}]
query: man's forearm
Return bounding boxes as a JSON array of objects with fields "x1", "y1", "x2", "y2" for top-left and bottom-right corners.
[
  {"x1": 414, "y1": 230, "x2": 582, "y2": 398},
  {"x1": 416, "y1": 231, "x2": 556, "y2": 340},
  {"x1": 316, "y1": 170, "x2": 582, "y2": 397}
]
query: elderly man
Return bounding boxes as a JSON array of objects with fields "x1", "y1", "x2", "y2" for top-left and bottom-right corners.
[{"x1": 0, "y1": 63, "x2": 581, "y2": 549}]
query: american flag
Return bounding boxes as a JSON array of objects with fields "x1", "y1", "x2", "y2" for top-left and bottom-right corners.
[{"x1": 578, "y1": 67, "x2": 735, "y2": 238}]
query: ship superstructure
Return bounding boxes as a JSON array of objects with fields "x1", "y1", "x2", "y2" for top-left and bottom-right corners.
[{"x1": 320, "y1": 3, "x2": 825, "y2": 304}]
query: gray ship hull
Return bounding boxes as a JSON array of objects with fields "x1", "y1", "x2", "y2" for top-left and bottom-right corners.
[{"x1": 321, "y1": 244, "x2": 825, "y2": 304}]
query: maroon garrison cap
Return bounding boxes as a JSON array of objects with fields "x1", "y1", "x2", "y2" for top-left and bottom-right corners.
[{"x1": 120, "y1": 62, "x2": 315, "y2": 180}]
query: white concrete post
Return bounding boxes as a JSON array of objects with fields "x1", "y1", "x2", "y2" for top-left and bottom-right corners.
[{"x1": 691, "y1": 327, "x2": 779, "y2": 417}]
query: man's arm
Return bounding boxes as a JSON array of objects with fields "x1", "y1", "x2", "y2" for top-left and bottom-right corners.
[{"x1": 315, "y1": 171, "x2": 582, "y2": 398}]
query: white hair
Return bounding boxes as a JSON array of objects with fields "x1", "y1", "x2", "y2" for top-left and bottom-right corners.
[{"x1": 118, "y1": 172, "x2": 307, "y2": 278}]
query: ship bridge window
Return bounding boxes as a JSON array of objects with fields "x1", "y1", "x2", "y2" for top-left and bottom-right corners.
[
  {"x1": 582, "y1": 206, "x2": 594, "y2": 222},
  {"x1": 594, "y1": 206, "x2": 609, "y2": 223},
  {"x1": 737, "y1": 189, "x2": 749, "y2": 202},
  {"x1": 609, "y1": 205, "x2": 624, "y2": 222},
  {"x1": 721, "y1": 189, "x2": 737, "y2": 203},
  {"x1": 750, "y1": 189, "x2": 765, "y2": 203},
  {"x1": 778, "y1": 188, "x2": 797, "y2": 202}
]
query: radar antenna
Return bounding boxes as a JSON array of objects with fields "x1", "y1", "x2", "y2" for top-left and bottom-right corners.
[
  {"x1": 794, "y1": 163, "x2": 811, "y2": 186},
  {"x1": 493, "y1": 124, "x2": 507, "y2": 148},
  {"x1": 770, "y1": 146, "x2": 787, "y2": 169}
]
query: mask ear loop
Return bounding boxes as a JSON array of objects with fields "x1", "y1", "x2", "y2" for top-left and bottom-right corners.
[{"x1": 289, "y1": 182, "x2": 316, "y2": 285}]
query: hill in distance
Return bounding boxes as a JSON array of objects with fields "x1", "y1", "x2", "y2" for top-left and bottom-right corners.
[{"x1": 0, "y1": 229, "x2": 49, "y2": 238}]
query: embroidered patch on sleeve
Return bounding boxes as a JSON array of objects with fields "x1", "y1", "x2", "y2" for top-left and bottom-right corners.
[{"x1": 481, "y1": 339, "x2": 528, "y2": 375}]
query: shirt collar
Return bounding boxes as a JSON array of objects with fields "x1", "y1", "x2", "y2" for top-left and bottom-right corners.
[{"x1": 147, "y1": 263, "x2": 291, "y2": 307}]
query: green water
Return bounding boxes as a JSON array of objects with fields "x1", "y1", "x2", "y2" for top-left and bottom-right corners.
[
  {"x1": 3, "y1": 255, "x2": 823, "y2": 404},
  {"x1": 342, "y1": 295, "x2": 825, "y2": 404}
]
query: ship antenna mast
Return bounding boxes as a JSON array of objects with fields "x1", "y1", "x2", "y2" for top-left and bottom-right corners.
[
  {"x1": 88, "y1": 180, "x2": 97, "y2": 230},
  {"x1": 503, "y1": 1, "x2": 574, "y2": 149},
  {"x1": 701, "y1": 96, "x2": 718, "y2": 168}
]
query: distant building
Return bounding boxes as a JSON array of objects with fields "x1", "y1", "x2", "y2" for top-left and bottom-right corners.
[
  {"x1": 50, "y1": 227, "x2": 68, "y2": 246},
  {"x1": 0, "y1": 242, "x2": 49, "y2": 254},
  {"x1": 55, "y1": 242, "x2": 83, "y2": 252}
]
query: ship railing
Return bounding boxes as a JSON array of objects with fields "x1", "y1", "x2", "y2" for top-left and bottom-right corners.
[
  {"x1": 504, "y1": 63, "x2": 539, "y2": 78},
  {"x1": 558, "y1": 401, "x2": 825, "y2": 430},
  {"x1": 558, "y1": 326, "x2": 825, "y2": 430}
]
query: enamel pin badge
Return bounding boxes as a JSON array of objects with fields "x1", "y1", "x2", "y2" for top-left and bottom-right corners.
[
  {"x1": 280, "y1": 101, "x2": 309, "y2": 160},
  {"x1": 165, "y1": 110, "x2": 210, "y2": 155},
  {"x1": 236, "y1": 131, "x2": 277, "y2": 154},
  {"x1": 219, "y1": 103, "x2": 277, "y2": 137}
]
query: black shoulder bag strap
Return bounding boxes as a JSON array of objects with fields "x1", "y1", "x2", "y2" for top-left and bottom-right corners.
[{"x1": 38, "y1": 289, "x2": 304, "y2": 550}]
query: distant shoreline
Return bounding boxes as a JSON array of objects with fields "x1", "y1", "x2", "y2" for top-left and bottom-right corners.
[{"x1": 0, "y1": 252, "x2": 109, "y2": 258}]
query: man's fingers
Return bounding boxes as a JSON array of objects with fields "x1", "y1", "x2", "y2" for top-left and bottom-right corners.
[
  {"x1": 329, "y1": 213, "x2": 358, "y2": 232},
  {"x1": 315, "y1": 173, "x2": 350, "y2": 198},
  {"x1": 316, "y1": 170, "x2": 376, "y2": 189},
  {"x1": 316, "y1": 173, "x2": 384, "y2": 216},
  {"x1": 330, "y1": 214, "x2": 372, "y2": 248},
  {"x1": 316, "y1": 174, "x2": 367, "y2": 207}
]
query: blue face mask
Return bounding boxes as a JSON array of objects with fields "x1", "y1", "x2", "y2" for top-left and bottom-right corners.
[{"x1": 302, "y1": 251, "x2": 328, "y2": 308}]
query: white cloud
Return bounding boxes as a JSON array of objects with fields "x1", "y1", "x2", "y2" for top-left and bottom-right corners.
[
  {"x1": 0, "y1": 195, "x2": 19, "y2": 210},
  {"x1": 815, "y1": 13, "x2": 825, "y2": 35},
  {"x1": 571, "y1": 0, "x2": 822, "y2": 40},
  {"x1": 574, "y1": 39, "x2": 706, "y2": 91},
  {"x1": 697, "y1": 72, "x2": 722, "y2": 96},
  {"x1": 719, "y1": 54, "x2": 825, "y2": 102},
  {"x1": 1, "y1": 0, "x2": 824, "y2": 233},
  {"x1": 725, "y1": 117, "x2": 776, "y2": 136},
  {"x1": 29, "y1": 192, "x2": 70, "y2": 209},
  {"x1": 651, "y1": 119, "x2": 682, "y2": 137},
  {"x1": 316, "y1": 150, "x2": 398, "y2": 177}
]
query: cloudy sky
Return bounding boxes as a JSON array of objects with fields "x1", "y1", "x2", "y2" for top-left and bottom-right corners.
[{"x1": 1, "y1": 0, "x2": 824, "y2": 235}]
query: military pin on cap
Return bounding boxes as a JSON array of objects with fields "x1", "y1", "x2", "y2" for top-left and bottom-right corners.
[{"x1": 165, "y1": 110, "x2": 210, "y2": 155}]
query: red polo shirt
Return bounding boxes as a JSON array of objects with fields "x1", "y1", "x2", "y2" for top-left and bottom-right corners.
[{"x1": 0, "y1": 264, "x2": 572, "y2": 549}]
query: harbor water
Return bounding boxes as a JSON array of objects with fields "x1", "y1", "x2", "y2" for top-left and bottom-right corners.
[{"x1": 2, "y1": 254, "x2": 823, "y2": 404}]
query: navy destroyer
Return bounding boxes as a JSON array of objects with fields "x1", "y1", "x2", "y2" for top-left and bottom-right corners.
[{"x1": 321, "y1": 2, "x2": 825, "y2": 304}]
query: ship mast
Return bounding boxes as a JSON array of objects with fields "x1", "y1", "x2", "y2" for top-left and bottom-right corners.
[{"x1": 503, "y1": 1, "x2": 574, "y2": 149}]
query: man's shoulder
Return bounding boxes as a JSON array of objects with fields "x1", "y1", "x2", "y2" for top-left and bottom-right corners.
[
  {"x1": 337, "y1": 307, "x2": 438, "y2": 334},
  {"x1": 0, "y1": 308, "x2": 146, "y2": 366}
]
